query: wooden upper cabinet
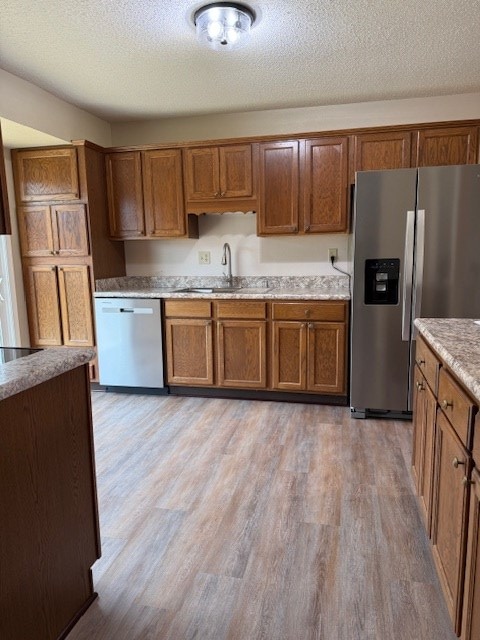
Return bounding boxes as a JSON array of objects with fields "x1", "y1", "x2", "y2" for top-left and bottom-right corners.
[
  {"x1": 414, "y1": 126, "x2": 478, "y2": 167},
  {"x1": 302, "y1": 137, "x2": 349, "y2": 233},
  {"x1": 351, "y1": 131, "x2": 412, "y2": 179},
  {"x1": 105, "y1": 151, "x2": 145, "y2": 238},
  {"x1": 257, "y1": 140, "x2": 299, "y2": 235},
  {"x1": 0, "y1": 121, "x2": 11, "y2": 234},
  {"x1": 13, "y1": 148, "x2": 80, "y2": 203},
  {"x1": 219, "y1": 145, "x2": 253, "y2": 198},
  {"x1": 18, "y1": 204, "x2": 89, "y2": 257},
  {"x1": 183, "y1": 144, "x2": 255, "y2": 212},
  {"x1": 143, "y1": 149, "x2": 188, "y2": 237}
]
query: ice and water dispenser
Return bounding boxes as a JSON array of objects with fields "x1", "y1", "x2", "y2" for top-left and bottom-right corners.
[{"x1": 364, "y1": 258, "x2": 400, "y2": 305}]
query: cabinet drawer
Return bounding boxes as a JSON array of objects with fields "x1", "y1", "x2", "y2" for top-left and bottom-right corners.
[
  {"x1": 215, "y1": 301, "x2": 266, "y2": 319},
  {"x1": 415, "y1": 336, "x2": 441, "y2": 393},
  {"x1": 165, "y1": 300, "x2": 211, "y2": 318},
  {"x1": 272, "y1": 301, "x2": 346, "y2": 322},
  {"x1": 438, "y1": 368, "x2": 476, "y2": 448}
]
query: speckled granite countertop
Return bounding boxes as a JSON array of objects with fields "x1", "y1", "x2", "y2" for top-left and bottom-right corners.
[
  {"x1": 415, "y1": 318, "x2": 480, "y2": 404},
  {"x1": 0, "y1": 347, "x2": 95, "y2": 401},
  {"x1": 94, "y1": 275, "x2": 351, "y2": 301}
]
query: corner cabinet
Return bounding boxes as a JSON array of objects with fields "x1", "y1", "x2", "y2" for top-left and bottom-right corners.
[
  {"x1": 256, "y1": 137, "x2": 349, "y2": 236},
  {"x1": 183, "y1": 144, "x2": 256, "y2": 214},
  {"x1": 105, "y1": 149, "x2": 198, "y2": 239}
]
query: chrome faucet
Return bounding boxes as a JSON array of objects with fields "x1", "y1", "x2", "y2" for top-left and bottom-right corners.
[{"x1": 221, "y1": 242, "x2": 233, "y2": 287}]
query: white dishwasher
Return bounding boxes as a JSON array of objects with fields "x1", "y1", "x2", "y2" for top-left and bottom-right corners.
[{"x1": 94, "y1": 297, "x2": 165, "y2": 390}]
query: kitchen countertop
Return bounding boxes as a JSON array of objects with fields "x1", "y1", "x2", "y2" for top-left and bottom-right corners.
[
  {"x1": 0, "y1": 347, "x2": 96, "y2": 401},
  {"x1": 94, "y1": 275, "x2": 351, "y2": 301},
  {"x1": 415, "y1": 318, "x2": 480, "y2": 404},
  {"x1": 93, "y1": 285, "x2": 350, "y2": 300}
]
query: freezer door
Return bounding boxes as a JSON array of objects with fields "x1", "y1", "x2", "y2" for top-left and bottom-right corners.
[
  {"x1": 351, "y1": 169, "x2": 417, "y2": 413},
  {"x1": 415, "y1": 164, "x2": 480, "y2": 320}
]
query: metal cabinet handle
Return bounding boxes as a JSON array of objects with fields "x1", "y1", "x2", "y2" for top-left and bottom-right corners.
[
  {"x1": 308, "y1": 323, "x2": 314, "y2": 330},
  {"x1": 442, "y1": 399, "x2": 453, "y2": 410},
  {"x1": 416, "y1": 381, "x2": 424, "y2": 391},
  {"x1": 418, "y1": 359, "x2": 425, "y2": 366},
  {"x1": 463, "y1": 476, "x2": 474, "y2": 487},
  {"x1": 453, "y1": 457, "x2": 465, "y2": 468},
  {"x1": 220, "y1": 191, "x2": 226, "y2": 197},
  {"x1": 50, "y1": 250, "x2": 55, "y2": 255}
]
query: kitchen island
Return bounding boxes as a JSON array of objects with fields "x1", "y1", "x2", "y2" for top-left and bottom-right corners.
[
  {"x1": 0, "y1": 347, "x2": 100, "y2": 640},
  {"x1": 413, "y1": 318, "x2": 480, "y2": 640}
]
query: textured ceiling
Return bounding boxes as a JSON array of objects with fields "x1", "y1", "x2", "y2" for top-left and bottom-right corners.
[{"x1": 1, "y1": 0, "x2": 479, "y2": 122}]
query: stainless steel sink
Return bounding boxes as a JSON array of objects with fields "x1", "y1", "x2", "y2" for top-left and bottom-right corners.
[{"x1": 174, "y1": 287, "x2": 243, "y2": 293}]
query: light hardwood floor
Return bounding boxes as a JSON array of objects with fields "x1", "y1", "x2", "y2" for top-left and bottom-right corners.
[{"x1": 68, "y1": 392, "x2": 456, "y2": 640}]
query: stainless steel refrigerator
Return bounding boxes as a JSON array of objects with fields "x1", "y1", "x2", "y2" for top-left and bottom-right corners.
[{"x1": 350, "y1": 164, "x2": 480, "y2": 418}]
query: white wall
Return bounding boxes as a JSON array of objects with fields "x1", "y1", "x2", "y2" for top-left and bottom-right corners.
[
  {"x1": 125, "y1": 213, "x2": 351, "y2": 277},
  {"x1": 111, "y1": 92, "x2": 480, "y2": 146},
  {"x1": 0, "y1": 68, "x2": 112, "y2": 147}
]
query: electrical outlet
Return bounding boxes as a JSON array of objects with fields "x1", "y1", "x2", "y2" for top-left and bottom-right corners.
[
  {"x1": 328, "y1": 248, "x2": 338, "y2": 262},
  {"x1": 198, "y1": 251, "x2": 211, "y2": 265}
]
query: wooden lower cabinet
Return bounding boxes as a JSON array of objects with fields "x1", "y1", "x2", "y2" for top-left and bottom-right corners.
[
  {"x1": 165, "y1": 298, "x2": 348, "y2": 396},
  {"x1": 165, "y1": 318, "x2": 214, "y2": 386},
  {"x1": 431, "y1": 410, "x2": 472, "y2": 635},
  {"x1": 462, "y1": 468, "x2": 480, "y2": 640},
  {"x1": 25, "y1": 264, "x2": 94, "y2": 347},
  {"x1": 217, "y1": 320, "x2": 266, "y2": 388},
  {"x1": 412, "y1": 364, "x2": 437, "y2": 533}
]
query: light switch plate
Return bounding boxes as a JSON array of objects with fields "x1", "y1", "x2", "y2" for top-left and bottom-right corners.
[{"x1": 198, "y1": 251, "x2": 211, "y2": 265}]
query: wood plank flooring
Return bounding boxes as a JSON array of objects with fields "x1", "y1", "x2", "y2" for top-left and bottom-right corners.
[{"x1": 68, "y1": 393, "x2": 456, "y2": 640}]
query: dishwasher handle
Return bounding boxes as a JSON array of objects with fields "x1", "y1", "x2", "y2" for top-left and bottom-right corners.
[{"x1": 101, "y1": 306, "x2": 154, "y2": 315}]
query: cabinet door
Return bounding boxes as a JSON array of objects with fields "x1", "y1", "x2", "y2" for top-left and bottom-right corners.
[
  {"x1": 25, "y1": 265, "x2": 62, "y2": 346},
  {"x1": 17, "y1": 206, "x2": 55, "y2": 257},
  {"x1": 257, "y1": 141, "x2": 299, "y2": 235},
  {"x1": 307, "y1": 322, "x2": 346, "y2": 394},
  {"x1": 303, "y1": 137, "x2": 348, "y2": 233},
  {"x1": 143, "y1": 149, "x2": 186, "y2": 237},
  {"x1": 13, "y1": 148, "x2": 79, "y2": 203},
  {"x1": 105, "y1": 152, "x2": 145, "y2": 238},
  {"x1": 351, "y1": 131, "x2": 411, "y2": 179},
  {"x1": 414, "y1": 126, "x2": 478, "y2": 167},
  {"x1": 165, "y1": 319, "x2": 214, "y2": 385},
  {"x1": 52, "y1": 204, "x2": 90, "y2": 256},
  {"x1": 217, "y1": 320, "x2": 266, "y2": 388},
  {"x1": 219, "y1": 145, "x2": 253, "y2": 198},
  {"x1": 57, "y1": 265, "x2": 94, "y2": 347},
  {"x1": 271, "y1": 321, "x2": 307, "y2": 390},
  {"x1": 431, "y1": 410, "x2": 471, "y2": 634},
  {"x1": 461, "y1": 468, "x2": 480, "y2": 640},
  {"x1": 412, "y1": 366, "x2": 437, "y2": 534},
  {"x1": 183, "y1": 147, "x2": 219, "y2": 201}
]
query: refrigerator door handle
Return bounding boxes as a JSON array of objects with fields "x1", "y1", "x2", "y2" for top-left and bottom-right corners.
[
  {"x1": 401, "y1": 210, "x2": 415, "y2": 341},
  {"x1": 412, "y1": 209, "x2": 426, "y2": 333}
]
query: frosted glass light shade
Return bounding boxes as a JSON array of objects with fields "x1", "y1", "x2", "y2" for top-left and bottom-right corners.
[{"x1": 194, "y1": 3, "x2": 255, "y2": 51}]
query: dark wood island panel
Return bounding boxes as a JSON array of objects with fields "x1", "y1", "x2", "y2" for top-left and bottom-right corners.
[{"x1": 0, "y1": 364, "x2": 100, "y2": 640}]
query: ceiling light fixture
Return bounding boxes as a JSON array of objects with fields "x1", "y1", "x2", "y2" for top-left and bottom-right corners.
[{"x1": 193, "y1": 2, "x2": 256, "y2": 51}]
